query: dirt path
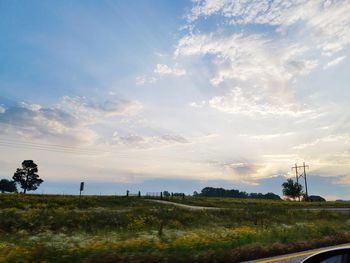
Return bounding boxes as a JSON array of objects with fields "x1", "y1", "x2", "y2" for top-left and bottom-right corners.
[
  {"x1": 302, "y1": 207, "x2": 350, "y2": 212},
  {"x1": 147, "y1": 199, "x2": 350, "y2": 212}
]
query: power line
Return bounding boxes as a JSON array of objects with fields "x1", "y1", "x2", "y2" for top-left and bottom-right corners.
[
  {"x1": 0, "y1": 140, "x2": 99, "y2": 154},
  {"x1": 0, "y1": 139, "x2": 130, "y2": 156},
  {"x1": 0, "y1": 141, "x2": 99, "y2": 155},
  {"x1": 0, "y1": 138, "x2": 99, "y2": 152}
]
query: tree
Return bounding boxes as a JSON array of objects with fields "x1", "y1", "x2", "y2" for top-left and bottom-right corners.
[
  {"x1": 13, "y1": 160, "x2": 43, "y2": 194},
  {"x1": 263, "y1": 192, "x2": 281, "y2": 200},
  {"x1": 163, "y1": 191, "x2": 170, "y2": 197},
  {"x1": 197, "y1": 187, "x2": 281, "y2": 200},
  {"x1": 0, "y1": 179, "x2": 17, "y2": 193},
  {"x1": 282, "y1": 178, "x2": 303, "y2": 201}
]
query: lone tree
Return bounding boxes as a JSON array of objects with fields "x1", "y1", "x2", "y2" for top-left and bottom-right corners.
[
  {"x1": 0, "y1": 179, "x2": 17, "y2": 193},
  {"x1": 282, "y1": 178, "x2": 303, "y2": 201},
  {"x1": 13, "y1": 160, "x2": 43, "y2": 194}
]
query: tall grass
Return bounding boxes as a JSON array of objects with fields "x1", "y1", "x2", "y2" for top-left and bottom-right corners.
[{"x1": 1, "y1": 194, "x2": 350, "y2": 262}]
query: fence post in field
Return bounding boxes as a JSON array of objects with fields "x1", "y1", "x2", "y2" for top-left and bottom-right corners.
[
  {"x1": 160, "y1": 191, "x2": 163, "y2": 200},
  {"x1": 171, "y1": 192, "x2": 173, "y2": 200},
  {"x1": 182, "y1": 193, "x2": 185, "y2": 199},
  {"x1": 126, "y1": 190, "x2": 129, "y2": 197},
  {"x1": 138, "y1": 191, "x2": 141, "y2": 198}
]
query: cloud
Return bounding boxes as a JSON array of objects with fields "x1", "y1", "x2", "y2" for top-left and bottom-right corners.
[
  {"x1": 188, "y1": 0, "x2": 313, "y2": 26},
  {"x1": 223, "y1": 162, "x2": 262, "y2": 176},
  {"x1": 250, "y1": 132, "x2": 295, "y2": 140},
  {"x1": 136, "y1": 63, "x2": 186, "y2": 86},
  {"x1": 112, "y1": 131, "x2": 189, "y2": 148},
  {"x1": 0, "y1": 103, "x2": 96, "y2": 144},
  {"x1": 0, "y1": 105, "x2": 5, "y2": 114},
  {"x1": 293, "y1": 134, "x2": 350, "y2": 150},
  {"x1": 188, "y1": 0, "x2": 350, "y2": 57},
  {"x1": 332, "y1": 175, "x2": 350, "y2": 185},
  {"x1": 177, "y1": 0, "x2": 350, "y2": 116},
  {"x1": 60, "y1": 96, "x2": 143, "y2": 124},
  {"x1": 176, "y1": 32, "x2": 319, "y2": 116},
  {"x1": 208, "y1": 87, "x2": 312, "y2": 116},
  {"x1": 154, "y1": 63, "x2": 186, "y2": 76},
  {"x1": 135, "y1": 75, "x2": 157, "y2": 86},
  {"x1": 208, "y1": 160, "x2": 269, "y2": 183},
  {"x1": 189, "y1": 101, "x2": 206, "y2": 108},
  {"x1": 323, "y1": 56, "x2": 346, "y2": 69},
  {"x1": 0, "y1": 96, "x2": 143, "y2": 145},
  {"x1": 262, "y1": 154, "x2": 299, "y2": 161}
]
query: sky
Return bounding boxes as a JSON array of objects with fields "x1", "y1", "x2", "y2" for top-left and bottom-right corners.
[{"x1": 1, "y1": 0, "x2": 350, "y2": 200}]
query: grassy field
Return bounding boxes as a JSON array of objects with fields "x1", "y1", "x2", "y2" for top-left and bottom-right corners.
[
  {"x1": 168, "y1": 196, "x2": 350, "y2": 208},
  {"x1": 1, "y1": 194, "x2": 350, "y2": 262}
]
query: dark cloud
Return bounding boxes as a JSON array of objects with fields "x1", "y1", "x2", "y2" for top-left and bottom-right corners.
[
  {"x1": 220, "y1": 161, "x2": 264, "y2": 176},
  {"x1": 39, "y1": 108, "x2": 76, "y2": 126},
  {"x1": 112, "y1": 132, "x2": 189, "y2": 148},
  {"x1": 160, "y1": 134, "x2": 189, "y2": 144},
  {"x1": 114, "y1": 134, "x2": 145, "y2": 144},
  {"x1": 60, "y1": 96, "x2": 142, "y2": 121},
  {"x1": 0, "y1": 95, "x2": 145, "y2": 145},
  {"x1": 0, "y1": 105, "x2": 75, "y2": 128},
  {"x1": 0, "y1": 106, "x2": 36, "y2": 124},
  {"x1": 0, "y1": 103, "x2": 94, "y2": 144}
]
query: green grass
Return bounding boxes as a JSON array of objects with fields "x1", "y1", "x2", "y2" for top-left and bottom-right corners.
[
  {"x1": 1, "y1": 194, "x2": 350, "y2": 262},
  {"x1": 165, "y1": 196, "x2": 350, "y2": 209}
]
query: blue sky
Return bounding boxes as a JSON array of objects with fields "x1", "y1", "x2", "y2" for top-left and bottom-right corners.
[{"x1": 1, "y1": 0, "x2": 350, "y2": 200}]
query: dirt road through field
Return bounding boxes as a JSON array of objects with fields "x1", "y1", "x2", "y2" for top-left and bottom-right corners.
[
  {"x1": 147, "y1": 199, "x2": 222, "y2": 210},
  {"x1": 148, "y1": 199, "x2": 350, "y2": 212}
]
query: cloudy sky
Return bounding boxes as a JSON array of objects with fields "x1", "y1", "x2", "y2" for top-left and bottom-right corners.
[{"x1": 1, "y1": 0, "x2": 350, "y2": 199}]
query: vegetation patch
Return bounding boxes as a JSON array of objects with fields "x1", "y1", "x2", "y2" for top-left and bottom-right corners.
[{"x1": 1, "y1": 194, "x2": 350, "y2": 262}]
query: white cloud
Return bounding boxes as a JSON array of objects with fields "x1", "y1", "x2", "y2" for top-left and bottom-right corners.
[
  {"x1": 135, "y1": 75, "x2": 157, "y2": 86},
  {"x1": 0, "y1": 105, "x2": 5, "y2": 114},
  {"x1": 323, "y1": 56, "x2": 346, "y2": 69},
  {"x1": 154, "y1": 63, "x2": 186, "y2": 76},
  {"x1": 176, "y1": 1, "x2": 350, "y2": 117},
  {"x1": 176, "y1": 32, "x2": 319, "y2": 116},
  {"x1": 189, "y1": 0, "x2": 350, "y2": 56},
  {"x1": 19, "y1": 102, "x2": 42, "y2": 111},
  {"x1": 250, "y1": 132, "x2": 295, "y2": 140},
  {"x1": 293, "y1": 134, "x2": 350, "y2": 150},
  {"x1": 136, "y1": 63, "x2": 186, "y2": 86},
  {"x1": 154, "y1": 64, "x2": 172, "y2": 74},
  {"x1": 209, "y1": 87, "x2": 312, "y2": 116},
  {"x1": 189, "y1": 101, "x2": 206, "y2": 108}
]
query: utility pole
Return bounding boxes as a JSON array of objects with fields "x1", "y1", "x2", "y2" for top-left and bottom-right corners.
[
  {"x1": 292, "y1": 164, "x2": 300, "y2": 201},
  {"x1": 302, "y1": 162, "x2": 309, "y2": 199},
  {"x1": 291, "y1": 163, "x2": 309, "y2": 201}
]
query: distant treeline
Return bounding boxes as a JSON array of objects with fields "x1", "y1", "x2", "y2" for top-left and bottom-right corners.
[{"x1": 194, "y1": 187, "x2": 281, "y2": 200}]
